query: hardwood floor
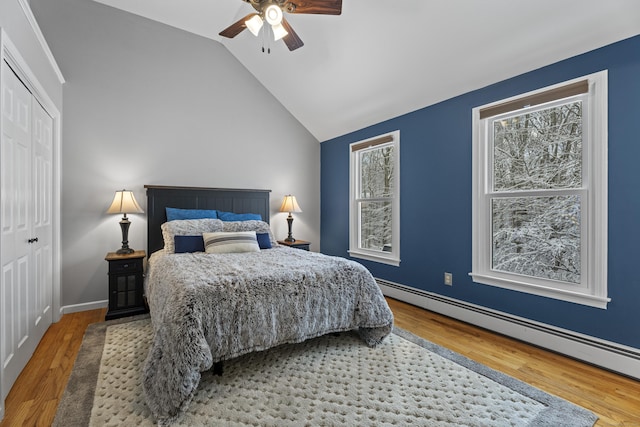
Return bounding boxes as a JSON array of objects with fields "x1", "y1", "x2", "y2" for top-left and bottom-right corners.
[
  {"x1": 0, "y1": 308, "x2": 106, "y2": 427},
  {"x1": 388, "y1": 298, "x2": 640, "y2": 427},
  {"x1": 1, "y1": 299, "x2": 639, "y2": 426}
]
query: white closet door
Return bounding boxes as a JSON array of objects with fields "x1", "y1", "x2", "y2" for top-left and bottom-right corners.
[
  {"x1": 31, "y1": 99, "x2": 53, "y2": 340},
  {"x1": 0, "y1": 59, "x2": 53, "y2": 403}
]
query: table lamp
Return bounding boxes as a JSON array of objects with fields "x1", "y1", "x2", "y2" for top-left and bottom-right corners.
[
  {"x1": 279, "y1": 195, "x2": 302, "y2": 242},
  {"x1": 106, "y1": 189, "x2": 144, "y2": 254}
]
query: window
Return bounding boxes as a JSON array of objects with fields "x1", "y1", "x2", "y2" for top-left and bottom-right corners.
[
  {"x1": 349, "y1": 131, "x2": 400, "y2": 266},
  {"x1": 471, "y1": 71, "x2": 609, "y2": 308}
]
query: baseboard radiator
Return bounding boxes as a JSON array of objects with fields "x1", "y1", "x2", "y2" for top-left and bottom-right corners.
[{"x1": 377, "y1": 278, "x2": 640, "y2": 380}]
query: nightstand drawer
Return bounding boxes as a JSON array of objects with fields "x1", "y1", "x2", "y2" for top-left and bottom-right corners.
[{"x1": 109, "y1": 259, "x2": 141, "y2": 274}]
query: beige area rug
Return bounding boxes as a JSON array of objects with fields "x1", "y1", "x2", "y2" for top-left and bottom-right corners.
[{"x1": 54, "y1": 316, "x2": 597, "y2": 426}]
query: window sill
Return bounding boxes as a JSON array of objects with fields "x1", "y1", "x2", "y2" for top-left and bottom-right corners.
[
  {"x1": 348, "y1": 249, "x2": 400, "y2": 266},
  {"x1": 469, "y1": 272, "x2": 610, "y2": 309}
]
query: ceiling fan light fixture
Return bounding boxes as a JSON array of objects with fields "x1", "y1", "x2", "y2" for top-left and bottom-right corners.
[
  {"x1": 264, "y1": 4, "x2": 283, "y2": 26},
  {"x1": 245, "y1": 14, "x2": 264, "y2": 36},
  {"x1": 221, "y1": 0, "x2": 342, "y2": 51},
  {"x1": 272, "y1": 22, "x2": 288, "y2": 41}
]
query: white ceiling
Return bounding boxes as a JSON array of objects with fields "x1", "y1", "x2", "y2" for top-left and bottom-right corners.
[{"x1": 92, "y1": 0, "x2": 640, "y2": 141}]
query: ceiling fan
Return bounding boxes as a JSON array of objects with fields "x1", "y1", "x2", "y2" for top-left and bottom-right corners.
[{"x1": 219, "y1": 0, "x2": 342, "y2": 51}]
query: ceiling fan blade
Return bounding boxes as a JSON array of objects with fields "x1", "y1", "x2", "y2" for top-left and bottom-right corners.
[
  {"x1": 219, "y1": 13, "x2": 258, "y2": 38},
  {"x1": 281, "y1": 18, "x2": 304, "y2": 51},
  {"x1": 284, "y1": 0, "x2": 342, "y2": 15}
]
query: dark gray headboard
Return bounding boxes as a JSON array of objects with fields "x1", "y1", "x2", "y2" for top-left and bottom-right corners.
[{"x1": 145, "y1": 185, "x2": 271, "y2": 255}]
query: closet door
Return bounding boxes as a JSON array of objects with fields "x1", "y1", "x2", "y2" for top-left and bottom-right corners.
[
  {"x1": 31, "y1": 98, "x2": 53, "y2": 340},
  {"x1": 0, "y1": 59, "x2": 52, "y2": 403}
]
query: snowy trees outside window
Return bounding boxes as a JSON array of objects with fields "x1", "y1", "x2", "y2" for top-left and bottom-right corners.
[
  {"x1": 491, "y1": 101, "x2": 582, "y2": 283},
  {"x1": 471, "y1": 72, "x2": 609, "y2": 308},
  {"x1": 349, "y1": 131, "x2": 400, "y2": 266},
  {"x1": 359, "y1": 146, "x2": 394, "y2": 250}
]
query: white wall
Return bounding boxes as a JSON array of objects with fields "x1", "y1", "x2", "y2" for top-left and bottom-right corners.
[
  {"x1": 31, "y1": 0, "x2": 320, "y2": 309},
  {"x1": 0, "y1": 0, "x2": 62, "y2": 107}
]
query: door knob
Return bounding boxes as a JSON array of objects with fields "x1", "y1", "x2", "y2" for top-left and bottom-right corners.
[{"x1": 28, "y1": 237, "x2": 39, "y2": 243}]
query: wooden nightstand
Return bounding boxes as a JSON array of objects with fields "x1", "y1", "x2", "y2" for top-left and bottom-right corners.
[
  {"x1": 277, "y1": 239, "x2": 310, "y2": 251},
  {"x1": 105, "y1": 250, "x2": 147, "y2": 320}
]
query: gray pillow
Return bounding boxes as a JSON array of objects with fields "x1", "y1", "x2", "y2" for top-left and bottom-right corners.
[
  {"x1": 222, "y1": 220, "x2": 277, "y2": 246},
  {"x1": 161, "y1": 218, "x2": 224, "y2": 253}
]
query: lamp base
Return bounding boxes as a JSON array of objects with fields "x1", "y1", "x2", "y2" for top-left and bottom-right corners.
[
  {"x1": 116, "y1": 216, "x2": 134, "y2": 255},
  {"x1": 285, "y1": 214, "x2": 295, "y2": 242}
]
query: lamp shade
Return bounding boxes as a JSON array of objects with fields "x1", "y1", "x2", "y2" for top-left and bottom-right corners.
[
  {"x1": 106, "y1": 190, "x2": 144, "y2": 215},
  {"x1": 279, "y1": 195, "x2": 302, "y2": 213},
  {"x1": 272, "y1": 23, "x2": 288, "y2": 41},
  {"x1": 245, "y1": 14, "x2": 264, "y2": 37},
  {"x1": 264, "y1": 4, "x2": 283, "y2": 26}
]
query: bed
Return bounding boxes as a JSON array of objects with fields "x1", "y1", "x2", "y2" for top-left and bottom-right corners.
[{"x1": 142, "y1": 185, "x2": 394, "y2": 424}]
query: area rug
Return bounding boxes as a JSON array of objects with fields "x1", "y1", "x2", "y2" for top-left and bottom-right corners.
[{"x1": 53, "y1": 315, "x2": 597, "y2": 426}]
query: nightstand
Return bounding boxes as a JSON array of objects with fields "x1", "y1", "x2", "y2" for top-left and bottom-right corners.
[
  {"x1": 277, "y1": 239, "x2": 310, "y2": 251},
  {"x1": 105, "y1": 250, "x2": 147, "y2": 320}
]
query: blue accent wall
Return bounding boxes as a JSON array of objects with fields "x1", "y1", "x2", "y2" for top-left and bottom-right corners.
[{"x1": 321, "y1": 35, "x2": 640, "y2": 349}]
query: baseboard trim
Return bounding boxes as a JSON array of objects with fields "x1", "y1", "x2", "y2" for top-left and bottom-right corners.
[
  {"x1": 377, "y1": 278, "x2": 640, "y2": 380},
  {"x1": 60, "y1": 300, "x2": 108, "y2": 315}
]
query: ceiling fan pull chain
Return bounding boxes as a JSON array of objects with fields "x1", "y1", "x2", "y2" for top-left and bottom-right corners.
[{"x1": 262, "y1": 24, "x2": 272, "y2": 54}]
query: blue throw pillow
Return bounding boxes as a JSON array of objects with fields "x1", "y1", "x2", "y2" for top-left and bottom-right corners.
[
  {"x1": 166, "y1": 207, "x2": 218, "y2": 221},
  {"x1": 256, "y1": 232, "x2": 272, "y2": 249},
  {"x1": 174, "y1": 235, "x2": 205, "y2": 253},
  {"x1": 217, "y1": 211, "x2": 262, "y2": 221}
]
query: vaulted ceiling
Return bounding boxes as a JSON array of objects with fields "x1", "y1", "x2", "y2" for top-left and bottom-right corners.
[{"x1": 92, "y1": 0, "x2": 640, "y2": 141}]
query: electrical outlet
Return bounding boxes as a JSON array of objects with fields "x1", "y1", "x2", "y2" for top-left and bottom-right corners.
[{"x1": 444, "y1": 272, "x2": 453, "y2": 286}]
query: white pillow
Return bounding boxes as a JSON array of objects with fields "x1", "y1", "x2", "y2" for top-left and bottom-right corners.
[
  {"x1": 203, "y1": 231, "x2": 260, "y2": 254},
  {"x1": 161, "y1": 218, "x2": 224, "y2": 253}
]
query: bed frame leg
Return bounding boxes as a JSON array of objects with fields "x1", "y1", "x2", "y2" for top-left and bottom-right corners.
[{"x1": 213, "y1": 361, "x2": 224, "y2": 376}]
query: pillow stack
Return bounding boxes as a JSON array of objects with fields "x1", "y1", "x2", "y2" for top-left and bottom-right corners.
[{"x1": 161, "y1": 208, "x2": 276, "y2": 253}]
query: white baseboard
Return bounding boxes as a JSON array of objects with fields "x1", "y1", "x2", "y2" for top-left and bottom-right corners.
[
  {"x1": 378, "y1": 278, "x2": 640, "y2": 380},
  {"x1": 60, "y1": 300, "x2": 108, "y2": 315}
]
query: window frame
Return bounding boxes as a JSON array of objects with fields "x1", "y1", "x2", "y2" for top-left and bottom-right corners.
[
  {"x1": 349, "y1": 130, "x2": 400, "y2": 266},
  {"x1": 471, "y1": 71, "x2": 609, "y2": 309}
]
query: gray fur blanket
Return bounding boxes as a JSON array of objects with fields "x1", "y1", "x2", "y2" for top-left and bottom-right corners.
[{"x1": 143, "y1": 247, "x2": 394, "y2": 424}]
